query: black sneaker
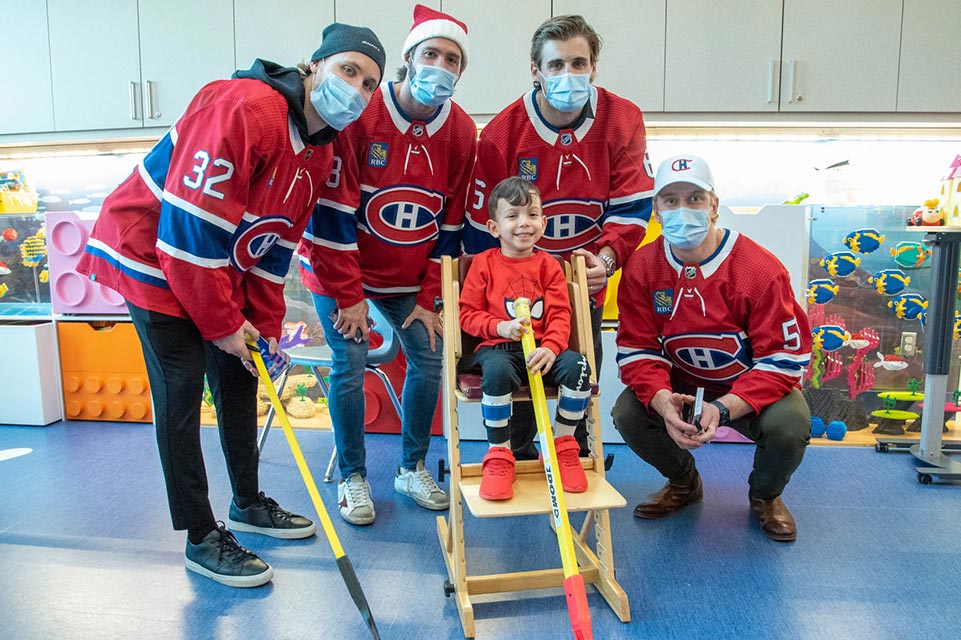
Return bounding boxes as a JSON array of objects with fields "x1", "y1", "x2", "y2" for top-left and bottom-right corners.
[
  {"x1": 227, "y1": 492, "x2": 316, "y2": 539},
  {"x1": 184, "y1": 523, "x2": 273, "y2": 588}
]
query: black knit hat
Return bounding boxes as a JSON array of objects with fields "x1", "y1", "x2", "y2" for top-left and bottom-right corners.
[{"x1": 311, "y1": 23, "x2": 386, "y2": 81}]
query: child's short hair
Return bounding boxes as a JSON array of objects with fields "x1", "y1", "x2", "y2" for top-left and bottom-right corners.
[{"x1": 488, "y1": 176, "x2": 541, "y2": 220}]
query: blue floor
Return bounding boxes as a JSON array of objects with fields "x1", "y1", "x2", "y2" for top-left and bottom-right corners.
[{"x1": 2, "y1": 421, "x2": 961, "y2": 640}]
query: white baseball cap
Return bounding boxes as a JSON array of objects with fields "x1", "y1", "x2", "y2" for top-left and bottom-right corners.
[{"x1": 654, "y1": 154, "x2": 715, "y2": 196}]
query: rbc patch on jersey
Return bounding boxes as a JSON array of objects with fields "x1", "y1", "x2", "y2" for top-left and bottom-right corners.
[
  {"x1": 653, "y1": 289, "x2": 673, "y2": 314},
  {"x1": 368, "y1": 142, "x2": 388, "y2": 168},
  {"x1": 518, "y1": 158, "x2": 538, "y2": 182}
]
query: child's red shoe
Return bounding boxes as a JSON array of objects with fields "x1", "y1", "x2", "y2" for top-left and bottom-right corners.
[
  {"x1": 479, "y1": 447, "x2": 516, "y2": 500},
  {"x1": 554, "y1": 436, "x2": 588, "y2": 493}
]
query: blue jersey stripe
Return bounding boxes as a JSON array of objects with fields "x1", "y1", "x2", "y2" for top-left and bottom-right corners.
[
  {"x1": 157, "y1": 202, "x2": 233, "y2": 260},
  {"x1": 85, "y1": 245, "x2": 170, "y2": 290}
]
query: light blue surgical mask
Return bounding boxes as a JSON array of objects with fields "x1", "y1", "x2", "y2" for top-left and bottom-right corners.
[
  {"x1": 310, "y1": 62, "x2": 368, "y2": 131},
  {"x1": 540, "y1": 71, "x2": 591, "y2": 113},
  {"x1": 659, "y1": 207, "x2": 712, "y2": 250},
  {"x1": 409, "y1": 64, "x2": 457, "y2": 108}
]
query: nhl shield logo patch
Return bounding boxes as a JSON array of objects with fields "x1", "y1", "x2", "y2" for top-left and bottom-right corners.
[
  {"x1": 412, "y1": 124, "x2": 424, "y2": 137},
  {"x1": 368, "y1": 142, "x2": 388, "y2": 167},
  {"x1": 653, "y1": 289, "x2": 673, "y2": 315},
  {"x1": 684, "y1": 266, "x2": 697, "y2": 279},
  {"x1": 518, "y1": 158, "x2": 538, "y2": 182},
  {"x1": 560, "y1": 132, "x2": 573, "y2": 146}
]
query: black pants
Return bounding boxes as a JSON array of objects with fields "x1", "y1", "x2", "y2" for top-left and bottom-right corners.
[
  {"x1": 509, "y1": 303, "x2": 604, "y2": 458},
  {"x1": 611, "y1": 386, "x2": 811, "y2": 500},
  {"x1": 128, "y1": 303, "x2": 260, "y2": 531}
]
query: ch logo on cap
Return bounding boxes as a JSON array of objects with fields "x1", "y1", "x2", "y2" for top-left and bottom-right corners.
[{"x1": 672, "y1": 158, "x2": 693, "y2": 172}]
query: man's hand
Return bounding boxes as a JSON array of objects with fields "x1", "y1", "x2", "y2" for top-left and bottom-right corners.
[
  {"x1": 212, "y1": 319, "x2": 259, "y2": 377},
  {"x1": 526, "y1": 346, "x2": 556, "y2": 375},
  {"x1": 650, "y1": 388, "x2": 704, "y2": 450},
  {"x1": 332, "y1": 300, "x2": 371, "y2": 343},
  {"x1": 402, "y1": 303, "x2": 443, "y2": 351},
  {"x1": 572, "y1": 248, "x2": 608, "y2": 295}
]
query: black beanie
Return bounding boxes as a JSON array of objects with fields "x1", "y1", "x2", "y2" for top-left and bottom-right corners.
[{"x1": 311, "y1": 23, "x2": 386, "y2": 81}]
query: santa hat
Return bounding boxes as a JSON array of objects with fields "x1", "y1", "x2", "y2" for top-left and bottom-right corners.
[{"x1": 402, "y1": 4, "x2": 469, "y2": 71}]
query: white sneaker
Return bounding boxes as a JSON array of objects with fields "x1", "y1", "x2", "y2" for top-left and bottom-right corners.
[
  {"x1": 394, "y1": 460, "x2": 449, "y2": 510},
  {"x1": 338, "y1": 473, "x2": 375, "y2": 526}
]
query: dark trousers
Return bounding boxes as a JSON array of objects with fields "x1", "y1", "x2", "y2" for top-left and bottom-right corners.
[
  {"x1": 611, "y1": 386, "x2": 811, "y2": 500},
  {"x1": 509, "y1": 303, "x2": 604, "y2": 458},
  {"x1": 128, "y1": 303, "x2": 260, "y2": 531}
]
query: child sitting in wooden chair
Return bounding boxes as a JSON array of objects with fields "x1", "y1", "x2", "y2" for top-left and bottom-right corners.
[{"x1": 458, "y1": 177, "x2": 593, "y2": 500}]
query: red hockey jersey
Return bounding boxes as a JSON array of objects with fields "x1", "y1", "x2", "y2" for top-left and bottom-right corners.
[
  {"x1": 459, "y1": 249, "x2": 571, "y2": 357},
  {"x1": 298, "y1": 82, "x2": 478, "y2": 311},
  {"x1": 77, "y1": 77, "x2": 333, "y2": 341},
  {"x1": 616, "y1": 230, "x2": 811, "y2": 414},
  {"x1": 463, "y1": 87, "x2": 654, "y2": 281}
]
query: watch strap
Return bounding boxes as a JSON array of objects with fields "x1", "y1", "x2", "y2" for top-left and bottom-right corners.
[{"x1": 709, "y1": 399, "x2": 730, "y2": 426}]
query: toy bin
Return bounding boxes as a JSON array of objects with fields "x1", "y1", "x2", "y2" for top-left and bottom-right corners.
[
  {"x1": 57, "y1": 321, "x2": 152, "y2": 422},
  {"x1": 45, "y1": 211, "x2": 127, "y2": 315},
  {"x1": 0, "y1": 320, "x2": 62, "y2": 425}
]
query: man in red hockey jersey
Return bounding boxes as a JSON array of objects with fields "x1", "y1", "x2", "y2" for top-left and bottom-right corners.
[
  {"x1": 298, "y1": 5, "x2": 477, "y2": 526},
  {"x1": 77, "y1": 24, "x2": 386, "y2": 586},
  {"x1": 612, "y1": 154, "x2": 812, "y2": 542}
]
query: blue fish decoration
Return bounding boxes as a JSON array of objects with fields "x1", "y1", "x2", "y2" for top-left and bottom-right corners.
[
  {"x1": 868, "y1": 268, "x2": 910, "y2": 295},
  {"x1": 843, "y1": 228, "x2": 885, "y2": 254},
  {"x1": 887, "y1": 292, "x2": 928, "y2": 320},
  {"x1": 812, "y1": 324, "x2": 851, "y2": 352},
  {"x1": 806, "y1": 278, "x2": 839, "y2": 305},
  {"x1": 820, "y1": 251, "x2": 860, "y2": 277}
]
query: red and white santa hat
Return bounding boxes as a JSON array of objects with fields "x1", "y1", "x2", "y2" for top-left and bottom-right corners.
[{"x1": 402, "y1": 4, "x2": 469, "y2": 71}]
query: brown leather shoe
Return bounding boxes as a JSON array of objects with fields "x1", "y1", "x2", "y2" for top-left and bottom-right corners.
[
  {"x1": 633, "y1": 472, "x2": 703, "y2": 519},
  {"x1": 749, "y1": 495, "x2": 797, "y2": 542}
]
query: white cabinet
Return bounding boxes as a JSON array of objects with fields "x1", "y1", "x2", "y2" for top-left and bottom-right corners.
[
  {"x1": 897, "y1": 0, "x2": 961, "y2": 113},
  {"x1": 780, "y1": 0, "x2": 902, "y2": 112},
  {"x1": 664, "y1": 0, "x2": 782, "y2": 112},
  {"x1": 0, "y1": 321, "x2": 62, "y2": 426},
  {"x1": 553, "y1": 0, "x2": 666, "y2": 114},
  {"x1": 442, "y1": 0, "x2": 552, "y2": 116},
  {"x1": 335, "y1": 1, "x2": 431, "y2": 84},
  {"x1": 1, "y1": 1, "x2": 54, "y2": 134},
  {"x1": 47, "y1": 0, "x2": 234, "y2": 132},
  {"x1": 235, "y1": 0, "x2": 335, "y2": 71}
]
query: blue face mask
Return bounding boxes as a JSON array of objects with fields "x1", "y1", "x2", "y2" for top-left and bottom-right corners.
[
  {"x1": 409, "y1": 64, "x2": 457, "y2": 108},
  {"x1": 659, "y1": 207, "x2": 712, "y2": 250},
  {"x1": 540, "y1": 72, "x2": 591, "y2": 113},
  {"x1": 310, "y1": 62, "x2": 368, "y2": 131}
]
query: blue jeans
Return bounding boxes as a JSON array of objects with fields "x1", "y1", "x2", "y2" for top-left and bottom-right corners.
[{"x1": 311, "y1": 293, "x2": 442, "y2": 479}]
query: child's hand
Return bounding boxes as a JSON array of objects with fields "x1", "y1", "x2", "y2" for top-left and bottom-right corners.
[
  {"x1": 526, "y1": 346, "x2": 556, "y2": 374},
  {"x1": 496, "y1": 318, "x2": 530, "y2": 341}
]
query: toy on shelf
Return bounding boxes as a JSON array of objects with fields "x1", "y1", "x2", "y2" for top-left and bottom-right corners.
[
  {"x1": 826, "y1": 420, "x2": 848, "y2": 441},
  {"x1": 810, "y1": 416, "x2": 827, "y2": 438},
  {"x1": 872, "y1": 387, "x2": 923, "y2": 436},
  {"x1": 908, "y1": 199, "x2": 944, "y2": 226},
  {"x1": 0, "y1": 169, "x2": 39, "y2": 214}
]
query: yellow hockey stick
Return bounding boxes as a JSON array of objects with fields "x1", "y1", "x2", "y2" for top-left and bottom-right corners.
[{"x1": 513, "y1": 298, "x2": 593, "y2": 640}]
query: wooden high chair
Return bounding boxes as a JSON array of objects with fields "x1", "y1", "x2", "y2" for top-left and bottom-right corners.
[{"x1": 436, "y1": 254, "x2": 629, "y2": 638}]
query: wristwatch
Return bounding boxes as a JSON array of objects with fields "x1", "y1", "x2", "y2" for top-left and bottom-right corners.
[
  {"x1": 709, "y1": 400, "x2": 730, "y2": 426},
  {"x1": 598, "y1": 253, "x2": 616, "y2": 277}
]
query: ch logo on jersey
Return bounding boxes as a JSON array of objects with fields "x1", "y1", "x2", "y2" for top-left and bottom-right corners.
[
  {"x1": 519, "y1": 158, "x2": 538, "y2": 182},
  {"x1": 671, "y1": 158, "x2": 693, "y2": 172},
  {"x1": 536, "y1": 199, "x2": 604, "y2": 252},
  {"x1": 663, "y1": 332, "x2": 752, "y2": 382},
  {"x1": 368, "y1": 142, "x2": 388, "y2": 168},
  {"x1": 364, "y1": 185, "x2": 444, "y2": 246},
  {"x1": 560, "y1": 132, "x2": 573, "y2": 146},
  {"x1": 230, "y1": 216, "x2": 294, "y2": 272},
  {"x1": 653, "y1": 289, "x2": 673, "y2": 314}
]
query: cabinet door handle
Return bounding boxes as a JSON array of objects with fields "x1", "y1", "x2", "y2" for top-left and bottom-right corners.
[
  {"x1": 145, "y1": 80, "x2": 161, "y2": 119},
  {"x1": 767, "y1": 59, "x2": 776, "y2": 104},
  {"x1": 129, "y1": 81, "x2": 139, "y2": 120},
  {"x1": 787, "y1": 60, "x2": 803, "y2": 103}
]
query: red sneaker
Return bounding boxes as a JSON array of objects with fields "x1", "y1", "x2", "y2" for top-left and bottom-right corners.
[
  {"x1": 554, "y1": 436, "x2": 588, "y2": 493},
  {"x1": 479, "y1": 447, "x2": 516, "y2": 500}
]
